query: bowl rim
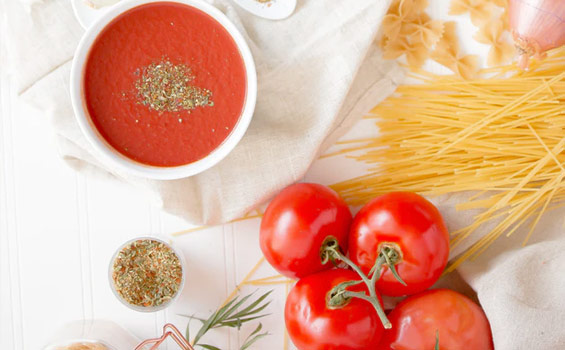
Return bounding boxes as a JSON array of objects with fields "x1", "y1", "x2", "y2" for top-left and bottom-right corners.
[{"x1": 70, "y1": 0, "x2": 257, "y2": 180}]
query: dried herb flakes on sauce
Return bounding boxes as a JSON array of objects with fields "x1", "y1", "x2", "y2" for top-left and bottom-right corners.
[{"x1": 135, "y1": 58, "x2": 213, "y2": 113}]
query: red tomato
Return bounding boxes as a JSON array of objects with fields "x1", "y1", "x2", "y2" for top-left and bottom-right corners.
[
  {"x1": 378, "y1": 289, "x2": 494, "y2": 350},
  {"x1": 285, "y1": 269, "x2": 385, "y2": 350},
  {"x1": 260, "y1": 183, "x2": 352, "y2": 279},
  {"x1": 349, "y1": 192, "x2": 449, "y2": 296}
]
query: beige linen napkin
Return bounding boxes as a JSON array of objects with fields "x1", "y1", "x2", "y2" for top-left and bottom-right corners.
[
  {"x1": 424, "y1": 193, "x2": 565, "y2": 350},
  {"x1": 456, "y1": 206, "x2": 565, "y2": 349},
  {"x1": 3, "y1": 0, "x2": 401, "y2": 225}
]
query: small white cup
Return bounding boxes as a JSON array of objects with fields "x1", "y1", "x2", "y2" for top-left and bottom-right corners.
[
  {"x1": 108, "y1": 237, "x2": 187, "y2": 312},
  {"x1": 70, "y1": 0, "x2": 257, "y2": 180}
]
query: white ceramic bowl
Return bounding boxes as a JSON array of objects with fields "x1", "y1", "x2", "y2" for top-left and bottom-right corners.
[{"x1": 70, "y1": 0, "x2": 257, "y2": 180}]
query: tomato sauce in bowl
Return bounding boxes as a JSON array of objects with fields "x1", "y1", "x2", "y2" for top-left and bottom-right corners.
[{"x1": 83, "y1": 2, "x2": 247, "y2": 167}]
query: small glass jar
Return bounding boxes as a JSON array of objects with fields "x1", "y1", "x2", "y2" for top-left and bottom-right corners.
[
  {"x1": 42, "y1": 320, "x2": 139, "y2": 350},
  {"x1": 108, "y1": 236, "x2": 186, "y2": 312}
]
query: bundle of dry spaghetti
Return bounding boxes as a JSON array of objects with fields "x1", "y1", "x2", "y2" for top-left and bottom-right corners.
[{"x1": 331, "y1": 48, "x2": 565, "y2": 272}]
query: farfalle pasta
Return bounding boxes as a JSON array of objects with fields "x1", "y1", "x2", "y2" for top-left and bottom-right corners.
[
  {"x1": 449, "y1": 0, "x2": 496, "y2": 26},
  {"x1": 382, "y1": 0, "x2": 428, "y2": 39},
  {"x1": 390, "y1": 0, "x2": 428, "y2": 19},
  {"x1": 492, "y1": 0, "x2": 508, "y2": 10},
  {"x1": 432, "y1": 51, "x2": 480, "y2": 79},
  {"x1": 403, "y1": 13, "x2": 444, "y2": 50},
  {"x1": 432, "y1": 22, "x2": 479, "y2": 79},
  {"x1": 382, "y1": 12, "x2": 405, "y2": 42},
  {"x1": 380, "y1": 0, "x2": 443, "y2": 70},
  {"x1": 379, "y1": 0, "x2": 513, "y2": 77},
  {"x1": 474, "y1": 19, "x2": 514, "y2": 66},
  {"x1": 450, "y1": 0, "x2": 514, "y2": 67},
  {"x1": 434, "y1": 21, "x2": 460, "y2": 57},
  {"x1": 385, "y1": 37, "x2": 429, "y2": 68}
]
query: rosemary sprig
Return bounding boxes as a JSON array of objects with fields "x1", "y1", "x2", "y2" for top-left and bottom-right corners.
[
  {"x1": 240, "y1": 324, "x2": 269, "y2": 350},
  {"x1": 185, "y1": 290, "x2": 272, "y2": 350}
]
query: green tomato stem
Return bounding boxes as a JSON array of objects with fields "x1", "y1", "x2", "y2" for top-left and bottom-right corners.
[
  {"x1": 369, "y1": 254, "x2": 386, "y2": 286},
  {"x1": 379, "y1": 245, "x2": 407, "y2": 287},
  {"x1": 342, "y1": 291, "x2": 392, "y2": 329},
  {"x1": 321, "y1": 241, "x2": 391, "y2": 329},
  {"x1": 328, "y1": 246, "x2": 373, "y2": 291}
]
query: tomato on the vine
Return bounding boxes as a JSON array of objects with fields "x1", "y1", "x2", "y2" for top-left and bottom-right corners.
[
  {"x1": 285, "y1": 268, "x2": 385, "y2": 350},
  {"x1": 348, "y1": 192, "x2": 449, "y2": 296},
  {"x1": 260, "y1": 183, "x2": 352, "y2": 279},
  {"x1": 378, "y1": 289, "x2": 494, "y2": 350}
]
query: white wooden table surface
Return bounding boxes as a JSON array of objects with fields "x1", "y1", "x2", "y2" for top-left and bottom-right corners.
[{"x1": 0, "y1": 1, "x2": 491, "y2": 349}]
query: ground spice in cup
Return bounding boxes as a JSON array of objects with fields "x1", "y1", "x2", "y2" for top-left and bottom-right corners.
[{"x1": 111, "y1": 239, "x2": 183, "y2": 308}]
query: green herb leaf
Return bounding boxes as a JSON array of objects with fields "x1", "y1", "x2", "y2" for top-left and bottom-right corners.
[
  {"x1": 192, "y1": 296, "x2": 243, "y2": 344},
  {"x1": 186, "y1": 317, "x2": 191, "y2": 343},
  {"x1": 213, "y1": 314, "x2": 270, "y2": 329},
  {"x1": 239, "y1": 323, "x2": 269, "y2": 350},
  {"x1": 214, "y1": 293, "x2": 256, "y2": 326},
  {"x1": 230, "y1": 291, "x2": 273, "y2": 321},
  {"x1": 185, "y1": 313, "x2": 198, "y2": 342},
  {"x1": 184, "y1": 290, "x2": 272, "y2": 349},
  {"x1": 198, "y1": 344, "x2": 222, "y2": 350},
  {"x1": 435, "y1": 329, "x2": 440, "y2": 350}
]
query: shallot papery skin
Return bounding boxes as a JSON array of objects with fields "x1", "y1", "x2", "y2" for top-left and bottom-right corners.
[{"x1": 509, "y1": 0, "x2": 565, "y2": 68}]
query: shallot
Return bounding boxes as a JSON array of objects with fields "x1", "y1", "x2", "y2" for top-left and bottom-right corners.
[{"x1": 508, "y1": 0, "x2": 565, "y2": 69}]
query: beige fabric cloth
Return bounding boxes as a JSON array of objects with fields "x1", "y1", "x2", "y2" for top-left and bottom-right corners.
[
  {"x1": 432, "y1": 194, "x2": 565, "y2": 349},
  {"x1": 3, "y1": 0, "x2": 401, "y2": 225},
  {"x1": 456, "y1": 207, "x2": 565, "y2": 349}
]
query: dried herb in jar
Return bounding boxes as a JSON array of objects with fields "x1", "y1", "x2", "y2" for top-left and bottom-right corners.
[
  {"x1": 112, "y1": 239, "x2": 183, "y2": 308},
  {"x1": 134, "y1": 57, "x2": 213, "y2": 113}
]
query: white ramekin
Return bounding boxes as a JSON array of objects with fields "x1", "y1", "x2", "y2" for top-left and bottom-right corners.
[
  {"x1": 108, "y1": 236, "x2": 187, "y2": 312},
  {"x1": 70, "y1": 0, "x2": 257, "y2": 180}
]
